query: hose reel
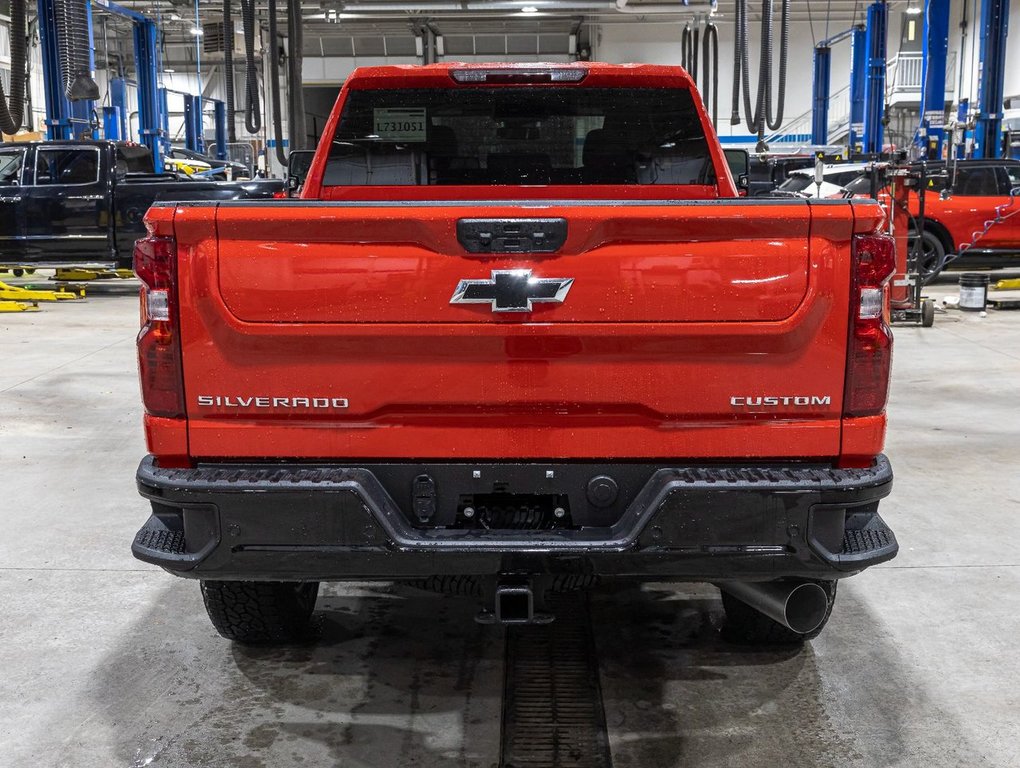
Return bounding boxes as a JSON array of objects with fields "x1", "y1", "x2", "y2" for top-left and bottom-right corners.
[
  {"x1": 53, "y1": 0, "x2": 100, "y2": 102},
  {"x1": 239, "y1": 0, "x2": 261, "y2": 133},
  {"x1": 681, "y1": 18, "x2": 719, "y2": 128},
  {"x1": 730, "y1": 0, "x2": 791, "y2": 152},
  {"x1": 0, "y1": 0, "x2": 28, "y2": 134}
]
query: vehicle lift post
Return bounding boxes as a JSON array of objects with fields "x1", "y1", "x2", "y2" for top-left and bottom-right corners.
[
  {"x1": 917, "y1": 0, "x2": 952, "y2": 159},
  {"x1": 862, "y1": 0, "x2": 888, "y2": 155},
  {"x1": 183, "y1": 94, "x2": 205, "y2": 154},
  {"x1": 811, "y1": 26, "x2": 861, "y2": 147},
  {"x1": 848, "y1": 27, "x2": 868, "y2": 155},
  {"x1": 110, "y1": 76, "x2": 130, "y2": 140},
  {"x1": 973, "y1": 0, "x2": 1011, "y2": 158},
  {"x1": 37, "y1": 0, "x2": 97, "y2": 139},
  {"x1": 213, "y1": 100, "x2": 228, "y2": 161}
]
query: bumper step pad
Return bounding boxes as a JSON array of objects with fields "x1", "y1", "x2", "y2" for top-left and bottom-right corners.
[{"x1": 133, "y1": 527, "x2": 186, "y2": 556}]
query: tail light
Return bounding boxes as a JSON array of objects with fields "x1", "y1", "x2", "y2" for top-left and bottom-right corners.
[
  {"x1": 843, "y1": 232, "x2": 896, "y2": 417},
  {"x1": 134, "y1": 234, "x2": 185, "y2": 418}
]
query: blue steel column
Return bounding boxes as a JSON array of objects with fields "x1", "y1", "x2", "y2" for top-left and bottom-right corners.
[
  {"x1": 849, "y1": 27, "x2": 867, "y2": 153},
  {"x1": 183, "y1": 94, "x2": 206, "y2": 153},
  {"x1": 110, "y1": 77, "x2": 129, "y2": 140},
  {"x1": 919, "y1": 0, "x2": 951, "y2": 157},
  {"x1": 184, "y1": 95, "x2": 198, "y2": 151},
  {"x1": 134, "y1": 18, "x2": 164, "y2": 172},
  {"x1": 213, "y1": 100, "x2": 227, "y2": 160},
  {"x1": 68, "y1": 0, "x2": 97, "y2": 137},
  {"x1": 38, "y1": 0, "x2": 71, "y2": 139},
  {"x1": 862, "y1": 0, "x2": 888, "y2": 154},
  {"x1": 102, "y1": 106, "x2": 121, "y2": 139},
  {"x1": 811, "y1": 45, "x2": 832, "y2": 145},
  {"x1": 974, "y1": 0, "x2": 1011, "y2": 158}
]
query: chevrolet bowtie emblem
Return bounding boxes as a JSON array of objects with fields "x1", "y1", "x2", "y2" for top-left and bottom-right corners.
[{"x1": 450, "y1": 269, "x2": 574, "y2": 313}]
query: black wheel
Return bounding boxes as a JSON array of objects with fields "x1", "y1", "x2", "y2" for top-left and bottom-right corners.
[
  {"x1": 200, "y1": 580, "x2": 319, "y2": 644},
  {"x1": 12, "y1": 268, "x2": 24, "y2": 277},
  {"x1": 908, "y1": 229, "x2": 947, "y2": 285},
  {"x1": 921, "y1": 298, "x2": 935, "y2": 327},
  {"x1": 721, "y1": 580, "x2": 837, "y2": 645},
  {"x1": 25, "y1": 268, "x2": 35, "y2": 275}
]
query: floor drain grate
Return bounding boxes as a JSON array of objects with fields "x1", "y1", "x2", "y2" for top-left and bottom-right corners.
[{"x1": 499, "y1": 593, "x2": 612, "y2": 768}]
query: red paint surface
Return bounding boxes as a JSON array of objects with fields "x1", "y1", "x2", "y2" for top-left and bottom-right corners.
[{"x1": 140, "y1": 64, "x2": 890, "y2": 466}]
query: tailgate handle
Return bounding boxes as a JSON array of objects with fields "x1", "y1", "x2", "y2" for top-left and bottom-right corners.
[{"x1": 457, "y1": 218, "x2": 567, "y2": 254}]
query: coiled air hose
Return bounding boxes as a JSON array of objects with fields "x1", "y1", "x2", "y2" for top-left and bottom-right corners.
[
  {"x1": 286, "y1": 0, "x2": 306, "y2": 151},
  {"x1": 267, "y1": 0, "x2": 286, "y2": 164},
  {"x1": 53, "y1": 0, "x2": 100, "y2": 102},
  {"x1": 702, "y1": 21, "x2": 719, "y2": 127},
  {"x1": 0, "y1": 0, "x2": 27, "y2": 134},
  {"x1": 223, "y1": 0, "x2": 236, "y2": 142},
  {"x1": 682, "y1": 21, "x2": 717, "y2": 126},
  {"x1": 732, "y1": 0, "x2": 790, "y2": 151},
  {"x1": 239, "y1": 0, "x2": 261, "y2": 133}
]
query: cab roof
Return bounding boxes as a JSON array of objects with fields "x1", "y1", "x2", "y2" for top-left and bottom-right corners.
[{"x1": 344, "y1": 62, "x2": 697, "y2": 89}]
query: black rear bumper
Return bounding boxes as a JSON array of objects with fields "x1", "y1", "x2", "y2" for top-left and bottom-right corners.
[{"x1": 133, "y1": 455, "x2": 897, "y2": 582}]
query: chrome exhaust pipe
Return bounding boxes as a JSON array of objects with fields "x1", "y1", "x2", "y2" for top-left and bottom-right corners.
[{"x1": 718, "y1": 580, "x2": 830, "y2": 634}]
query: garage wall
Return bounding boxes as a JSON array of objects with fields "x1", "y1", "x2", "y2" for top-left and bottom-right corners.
[{"x1": 595, "y1": 3, "x2": 1020, "y2": 142}]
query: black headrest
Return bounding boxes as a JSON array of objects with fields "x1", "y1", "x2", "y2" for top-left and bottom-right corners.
[
  {"x1": 584, "y1": 128, "x2": 622, "y2": 167},
  {"x1": 428, "y1": 125, "x2": 458, "y2": 157}
]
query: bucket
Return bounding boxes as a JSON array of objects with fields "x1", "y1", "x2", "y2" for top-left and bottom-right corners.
[{"x1": 959, "y1": 273, "x2": 990, "y2": 311}]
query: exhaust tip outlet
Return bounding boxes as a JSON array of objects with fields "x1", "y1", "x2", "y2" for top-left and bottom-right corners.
[
  {"x1": 783, "y1": 582, "x2": 829, "y2": 634},
  {"x1": 717, "y1": 580, "x2": 831, "y2": 635}
]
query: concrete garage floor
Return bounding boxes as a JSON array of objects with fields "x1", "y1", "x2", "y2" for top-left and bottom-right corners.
[{"x1": 1, "y1": 274, "x2": 1018, "y2": 768}]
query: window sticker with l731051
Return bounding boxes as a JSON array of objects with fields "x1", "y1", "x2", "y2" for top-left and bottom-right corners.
[{"x1": 373, "y1": 107, "x2": 427, "y2": 142}]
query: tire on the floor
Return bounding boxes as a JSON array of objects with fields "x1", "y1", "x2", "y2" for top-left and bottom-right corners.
[
  {"x1": 721, "y1": 579, "x2": 838, "y2": 645},
  {"x1": 200, "y1": 580, "x2": 319, "y2": 644}
]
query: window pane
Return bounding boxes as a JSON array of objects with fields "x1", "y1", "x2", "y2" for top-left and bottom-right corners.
[
  {"x1": 35, "y1": 149, "x2": 100, "y2": 185},
  {"x1": 325, "y1": 87, "x2": 712, "y2": 186},
  {"x1": 954, "y1": 167, "x2": 999, "y2": 196},
  {"x1": 0, "y1": 149, "x2": 24, "y2": 184},
  {"x1": 1003, "y1": 165, "x2": 1020, "y2": 192}
]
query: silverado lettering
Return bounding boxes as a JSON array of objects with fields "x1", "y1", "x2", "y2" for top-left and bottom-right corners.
[
  {"x1": 196, "y1": 395, "x2": 350, "y2": 409},
  {"x1": 132, "y1": 63, "x2": 898, "y2": 646}
]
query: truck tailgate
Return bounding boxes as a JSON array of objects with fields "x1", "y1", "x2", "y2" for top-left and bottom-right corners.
[{"x1": 169, "y1": 199, "x2": 880, "y2": 460}]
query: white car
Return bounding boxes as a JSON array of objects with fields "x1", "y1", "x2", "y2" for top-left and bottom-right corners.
[{"x1": 776, "y1": 162, "x2": 876, "y2": 198}]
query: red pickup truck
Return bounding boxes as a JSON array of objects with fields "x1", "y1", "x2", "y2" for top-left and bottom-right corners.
[
  {"x1": 131, "y1": 63, "x2": 898, "y2": 645},
  {"x1": 845, "y1": 159, "x2": 1020, "y2": 280}
]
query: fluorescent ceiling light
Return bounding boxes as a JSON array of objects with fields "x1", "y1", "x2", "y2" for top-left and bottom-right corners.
[
  {"x1": 520, "y1": 5, "x2": 538, "y2": 13},
  {"x1": 905, "y1": 4, "x2": 922, "y2": 14},
  {"x1": 189, "y1": 26, "x2": 203, "y2": 35}
]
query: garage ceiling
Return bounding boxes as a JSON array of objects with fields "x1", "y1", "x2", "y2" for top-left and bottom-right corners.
[{"x1": 111, "y1": 0, "x2": 902, "y2": 45}]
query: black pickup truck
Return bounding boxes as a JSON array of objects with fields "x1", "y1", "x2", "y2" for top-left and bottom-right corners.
[{"x1": 0, "y1": 140, "x2": 283, "y2": 267}]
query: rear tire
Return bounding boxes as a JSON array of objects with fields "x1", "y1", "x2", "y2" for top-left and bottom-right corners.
[
  {"x1": 910, "y1": 229, "x2": 948, "y2": 285},
  {"x1": 721, "y1": 580, "x2": 837, "y2": 645},
  {"x1": 200, "y1": 580, "x2": 319, "y2": 644}
]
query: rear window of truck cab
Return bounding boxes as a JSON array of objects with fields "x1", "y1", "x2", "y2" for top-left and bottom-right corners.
[{"x1": 323, "y1": 87, "x2": 714, "y2": 187}]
